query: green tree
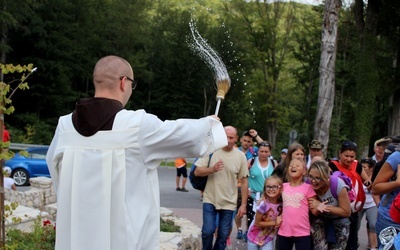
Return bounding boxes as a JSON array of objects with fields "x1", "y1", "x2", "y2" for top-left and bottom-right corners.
[{"x1": 224, "y1": 0, "x2": 298, "y2": 147}]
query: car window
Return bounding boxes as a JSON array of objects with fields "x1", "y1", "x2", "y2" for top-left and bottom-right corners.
[{"x1": 28, "y1": 148, "x2": 48, "y2": 160}]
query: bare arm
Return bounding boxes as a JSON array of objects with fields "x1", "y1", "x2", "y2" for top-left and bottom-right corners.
[
  {"x1": 372, "y1": 162, "x2": 400, "y2": 195},
  {"x1": 329, "y1": 188, "x2": 351, "y2": 217},
  {"x1": 309, "y1": 188, "x2": 351, "y2": 217},
  {"x1": 11, "y1": 184, "x2": 17, "y2": 191},
  {"x1": 254, "y1": 211, "x2": 281, "y2": 228},
  {"x1": 308, "y1": 196, "x2": 319, "y2": 216},
  {"x1": 372, "y1": 194, "x2": 381, "y2": 206},
  {"x1": 237, "y1": 177, "x2": 248, "y2": 218},
  {"x1": 249, "y1": 129, "x2": 264, "y2": 144},
  {"x1": 194, "y1": 160, "x2": 224, "y2": 177},
  {"x1": 360, "y1": 167, "x2": 372, "y2": 187}
]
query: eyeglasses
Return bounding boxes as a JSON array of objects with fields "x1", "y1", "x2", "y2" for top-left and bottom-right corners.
[
  {"x1": 258, "y1": 142, "x2": 271, "y2": 147},
  {"x1": 120, "y1": 76, "x2": 138, "y2": 90},
  {"x1": 307, "y1": 175, "x2": 324, "y2": 182},
  {"x1": 341, "y1": 141, "x2": 357, "y2": 150},
  {"x1": 265, "y1": 185, "x2": 281, "y2": 191}
]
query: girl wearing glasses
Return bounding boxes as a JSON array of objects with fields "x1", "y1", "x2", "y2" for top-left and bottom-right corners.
[
  {"x1": 307, "y1": 160, "x2": 351, "y2": 250},
  {"x1": 247, "y1": 175, "x2": 283, "y2": 250},
  {"x1": 246, "y1": 142, "x2": 276, "y2": 234}
]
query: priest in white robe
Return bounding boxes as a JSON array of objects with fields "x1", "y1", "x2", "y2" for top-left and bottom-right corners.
[{"x1": 46, "y1": 55, "x2": 227, "y2": 250}]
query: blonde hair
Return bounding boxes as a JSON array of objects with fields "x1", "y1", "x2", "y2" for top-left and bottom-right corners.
[{"x1": 307, "y1": 159, "x2": 331, "y2": 181}]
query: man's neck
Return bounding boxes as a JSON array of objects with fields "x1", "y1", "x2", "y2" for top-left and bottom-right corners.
[{"x1": 223, "y1": 146, "x2": 234, "y2": 152}]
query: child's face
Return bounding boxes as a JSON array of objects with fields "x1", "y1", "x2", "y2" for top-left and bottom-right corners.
[
  {"x1": 291, "y1": 149, "x2": 305, "y2": 161},
  {"x1": 362, "y1": 163, "x2": 373, "y2": 177},
  {"x1": 265, "y1": 179, "x2": 282, "y2": 198},
  {"x1": 288, "y1": 159, "x2": 305, "y2": 179}
]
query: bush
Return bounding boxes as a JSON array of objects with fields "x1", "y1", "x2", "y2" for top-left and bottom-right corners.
[
  {"x1": 3, "y1": 219, "x2": 55, "y2": 250},
  {"x1": 2, "y1": 217, "x2": 179, "y2": 249},
  {"x1": 160, "y1": 218, "x2": 180, "y2": 233}
]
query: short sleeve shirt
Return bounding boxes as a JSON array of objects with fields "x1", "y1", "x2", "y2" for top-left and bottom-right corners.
[
  {"x1": 377, "y1": 151, "x2": 400, "y2": 224},
  {"x1": 247, "y1": 200, "x2": 283, "y2": 246},
  {"x1": 278, "y1": 182, "x2": 316, "y2": 237},
  {"x1": 196, "y1": 148, "x2": 249, "y2": 210},
  {"x1": 318, "y1": 178, "x2": 347, "y2": 219}
]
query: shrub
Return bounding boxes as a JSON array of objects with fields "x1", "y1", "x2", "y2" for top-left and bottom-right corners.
[{"x1": 3, "y1": 219, "x2": 55, "y2": 250}]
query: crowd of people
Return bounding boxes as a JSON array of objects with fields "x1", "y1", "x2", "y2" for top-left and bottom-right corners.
[
  {"x1": 44, "y1": 55, "x2": 400, "y2": 250},
  {"x1": 191, "y1": 130, "x2": 400, "y2": 250}
]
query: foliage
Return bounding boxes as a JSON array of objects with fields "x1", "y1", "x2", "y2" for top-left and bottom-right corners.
[
  {"x1": 3, "y1": 202, "x2": 22, "y2": 225},
  {"x1": 2, "y1": 216, "x2": 177, "y2": 249},
  {"x1": 0, "y1": 64, "x2": 35, "y2": 161},
  {"x1": 2, "y1": 0, "x2": 399, "y2": 158},
  {"x1": 160, "y1": 218, "x2": 180, "y2": 233},
  {"x1": 2, "y1": 219, "x2": 56, "y2": 250},
  {"x1": 0, "y1": 64, "x2": 35, "y2": 116}
]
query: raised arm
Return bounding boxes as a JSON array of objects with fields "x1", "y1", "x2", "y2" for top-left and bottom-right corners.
[{"x1": 249, "y1": 129, "x2": 264, "y2": 144}]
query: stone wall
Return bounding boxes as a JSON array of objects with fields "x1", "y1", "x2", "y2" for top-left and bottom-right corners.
[
  {"x1": 5, "y1": 177, "x2": 56, "y2": 211},
  {"x1": 5, "y1": 177, "x2": 202, "y2": 249}
]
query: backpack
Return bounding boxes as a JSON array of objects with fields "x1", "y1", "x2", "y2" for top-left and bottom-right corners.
[
  {"x1": 330, "y1": 171, "x2": 356, "y2": 202},
  {"x1": 331, "y1": 160, "x2": 365, "y2": 213},
  {"x1": 189, "y1": 154, "x2": 213, "y2": 191},
  {"x1": 249, "y1": 147, "x2": 258, "y2": 166}
]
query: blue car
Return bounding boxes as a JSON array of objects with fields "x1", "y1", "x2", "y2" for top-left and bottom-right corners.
[{"x1": 5, "y1": 147, "x2": 50, "y2": 186}]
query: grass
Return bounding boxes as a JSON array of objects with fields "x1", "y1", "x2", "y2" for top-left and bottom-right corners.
[{"x1": 160, "y1": 218, "x2": 180, "y2": 232}]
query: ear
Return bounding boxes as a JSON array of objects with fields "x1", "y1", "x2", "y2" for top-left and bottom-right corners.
[{"x1": 120, "y1": 77, "x2": 128, "y2": 92}]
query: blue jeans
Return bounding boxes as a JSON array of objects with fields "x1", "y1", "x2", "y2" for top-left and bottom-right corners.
[{"x1": 202, "y1": 203, "x2": 234, "y2": 250}]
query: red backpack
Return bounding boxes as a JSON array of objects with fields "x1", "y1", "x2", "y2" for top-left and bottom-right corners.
[{"x1": 331, "y1": 160, "x2": 366, "y2": 213}]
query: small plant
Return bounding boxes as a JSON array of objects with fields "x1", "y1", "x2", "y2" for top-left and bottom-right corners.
[
  {"x1": 2, "y1": 218, "x2": 55, "y2": 250},
  {"x1": 0, "y1": 217, "x2": 178, "y2": 249},
  {"x1": 160, "y1": 218, "x2": 180, "y2": 233}
]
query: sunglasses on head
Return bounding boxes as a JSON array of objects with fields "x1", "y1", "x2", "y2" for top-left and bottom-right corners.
[
  {"x1": 258, "y1": 142, "x2": 271, "y2": 147},
  {"x1": 341, "y1": 141, "x2": 357, "y2": 151},
  {"x1": 361, "y1": 157, "x2": 375, "y2": 167}
]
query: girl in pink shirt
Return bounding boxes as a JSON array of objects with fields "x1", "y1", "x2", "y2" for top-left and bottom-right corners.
[{"x1": 276, "y1": 158, "x2": 318, "y2": 249}]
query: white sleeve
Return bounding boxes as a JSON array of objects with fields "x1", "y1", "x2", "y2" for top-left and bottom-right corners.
[{"x1": 138, "y1": 114, "x2": 227, "y2": 163}]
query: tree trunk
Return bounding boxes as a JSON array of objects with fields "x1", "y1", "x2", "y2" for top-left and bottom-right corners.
[{"x1": 314, "y1": 0, "x2": 342, "y2": 152}]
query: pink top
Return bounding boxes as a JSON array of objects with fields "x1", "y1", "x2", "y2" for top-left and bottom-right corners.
[
  {"x1": 278, "y1": 182, "x2": 316, "y2": 237},
  {"x1": 247, "y1": 200, "x2": 283, "y2": 246}
]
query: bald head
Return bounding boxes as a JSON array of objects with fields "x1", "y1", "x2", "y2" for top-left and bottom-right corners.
[
  {"x1": 223, "y1": 126, "x2": 238, "y2": 151},
  {"x1": 93, "y1": 55, "x2": 134, "y2": 106}
]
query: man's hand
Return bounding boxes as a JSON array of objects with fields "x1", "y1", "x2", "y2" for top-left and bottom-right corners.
[
  {"x1": 249, "y1": 129, "x2": 257, "y2": 138},
  {"x1": 212, "y1": 160, "x2": 224, "y2": 173},
  {"x1": 236, "y1": 204, "x2": 246, "y2": 218}
]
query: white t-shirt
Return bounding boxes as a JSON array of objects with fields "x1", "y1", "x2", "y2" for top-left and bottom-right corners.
[{"x1": 4, "y1": 177, "x2": 14, "y2": 189}]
